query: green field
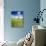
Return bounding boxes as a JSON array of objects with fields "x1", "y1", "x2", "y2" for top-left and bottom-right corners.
[{"x1": 11, "y1": 18, "x2": 24, "y2": 27}]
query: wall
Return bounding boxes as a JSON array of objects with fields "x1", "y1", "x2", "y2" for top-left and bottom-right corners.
[
  {"x1": 4, "y1": 0, "x2": 40, "y2": 42},
  {"x1": 40, "y1": 0, "x2": 46, "y2": 27}
]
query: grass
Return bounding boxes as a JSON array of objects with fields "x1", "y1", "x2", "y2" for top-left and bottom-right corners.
[{"x1": 11, "y1": 18, "x2": 24, "y2": 27}]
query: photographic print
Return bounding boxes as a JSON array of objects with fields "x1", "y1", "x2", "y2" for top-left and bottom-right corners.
[{"x1": 11, "y1": 11, "x2": 24, "y2": 27}]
